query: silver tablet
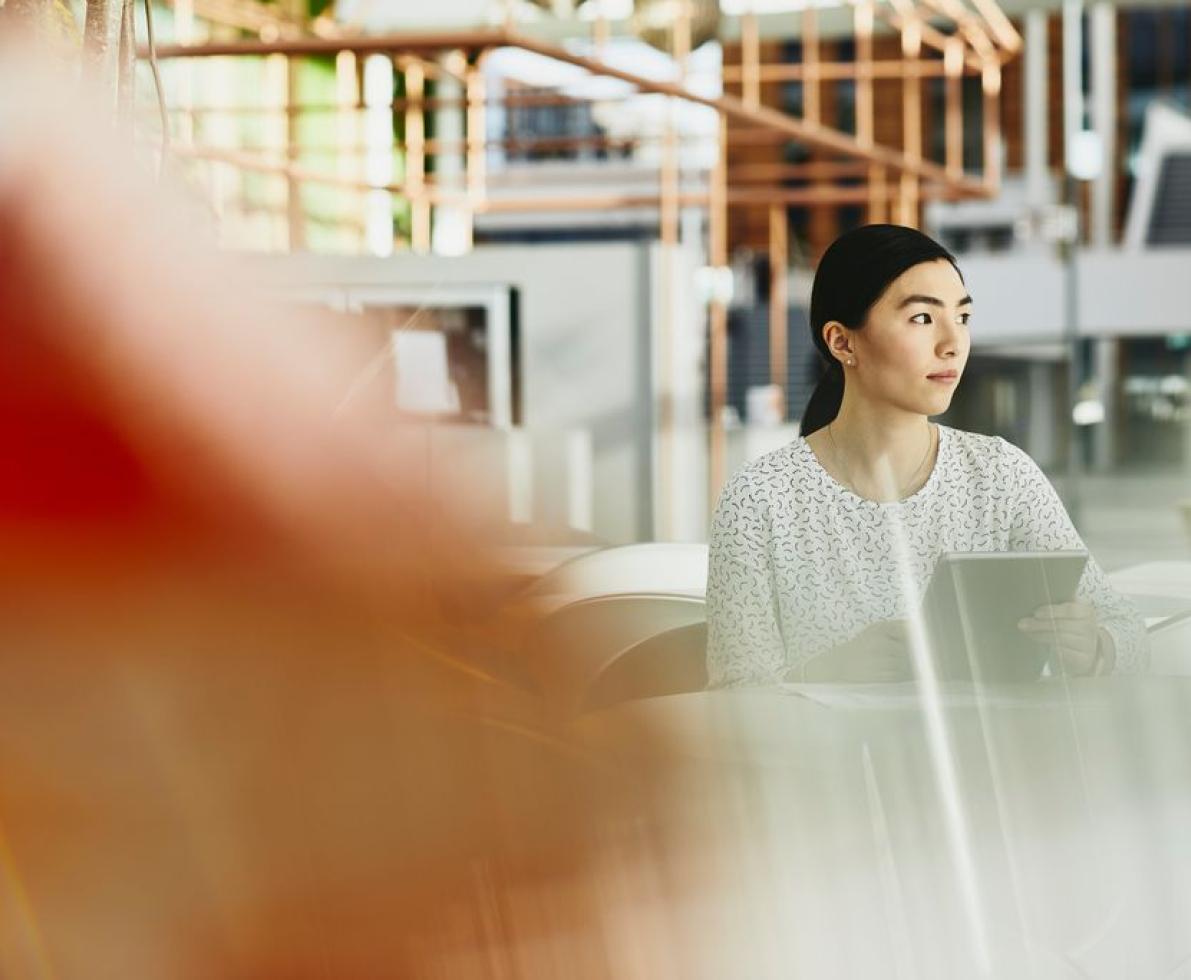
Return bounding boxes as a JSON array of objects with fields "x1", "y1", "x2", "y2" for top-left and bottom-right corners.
[{"x1": 919, "y1": 550, "x2": 1089, "y2": 682}]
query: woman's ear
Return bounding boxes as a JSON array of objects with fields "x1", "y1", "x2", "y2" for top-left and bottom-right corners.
[{"x1": 821, "y1": 321, "x2": 854, "y2": 365}]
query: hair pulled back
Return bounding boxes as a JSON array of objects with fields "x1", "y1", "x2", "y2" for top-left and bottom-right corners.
[{"x1": 800, "y1": 224, "x2": 961, "y2": 436}]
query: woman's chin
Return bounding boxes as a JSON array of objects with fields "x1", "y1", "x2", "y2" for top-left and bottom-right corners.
[
  {"x1": 923, "y1": 388, "x2": 958, "y2": 414},
  {"x1": 897, "y1": 396, "x2": 953, "y2": 417}
]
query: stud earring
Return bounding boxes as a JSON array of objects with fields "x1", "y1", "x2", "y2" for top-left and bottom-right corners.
[{"x1": 847, "y1": 358, "x2": 855, "y2": 366}]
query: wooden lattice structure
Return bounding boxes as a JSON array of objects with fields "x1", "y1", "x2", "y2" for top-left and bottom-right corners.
[{"x1": 144, "y1": 2, "x2": 1021, "y2": 501}]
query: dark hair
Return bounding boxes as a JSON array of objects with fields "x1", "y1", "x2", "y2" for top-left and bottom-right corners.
[{"x1": 799, "y1": 224, "x2": 962, "y2": 436}]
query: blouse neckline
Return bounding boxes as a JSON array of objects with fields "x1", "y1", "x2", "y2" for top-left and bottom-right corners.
[{"x1": 798, "y1": 422, "x2": 950, "y2": 508}]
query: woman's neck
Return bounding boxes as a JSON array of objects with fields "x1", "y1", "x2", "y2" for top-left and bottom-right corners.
[{"x1": 821, "y1": 400, "x2": 936, "y2": 501}]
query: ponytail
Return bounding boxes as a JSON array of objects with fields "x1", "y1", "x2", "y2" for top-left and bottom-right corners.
[{"x1": 800, "y1": 360, "x2": 844, "y2": 436}]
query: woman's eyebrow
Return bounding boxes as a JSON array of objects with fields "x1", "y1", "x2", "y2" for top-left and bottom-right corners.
[{"x1": 896, "y1": 293, "x2": 974, "y2": 309}]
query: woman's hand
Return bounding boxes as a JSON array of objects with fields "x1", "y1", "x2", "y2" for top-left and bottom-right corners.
[
  {"x1": 1017, "y1": 601, "x2": 1106, "y2": 676},
  {"x1": 799, "y1": 619, "x2": 913, "y2": 683}
]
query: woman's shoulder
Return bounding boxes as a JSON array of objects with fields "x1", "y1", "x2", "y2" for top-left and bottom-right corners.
[
  {"x1": 943, "y1": 426, "x2": 1033, "y2": 468},
  {"x1": 941, "y1": 426, "x2": 1044, "y2": 493},
  {"x1": 727, "y1": 439, "x2": 811, "y2": 488},
  {"x1": 710, "y1": 441, "x2": 808, "y2": 542},
  {"x1": 715, "y1": 439, "x2": 809, "y2": 507}
]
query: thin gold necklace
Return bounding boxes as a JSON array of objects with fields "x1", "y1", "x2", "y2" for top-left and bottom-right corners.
[{"x1": 826, "y1": 422, "x2": 935, "y2": 500}]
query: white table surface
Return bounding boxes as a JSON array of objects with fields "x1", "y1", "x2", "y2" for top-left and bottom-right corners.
[{"x1": 574, "y1": 679, "x2": 1191, "y2": 979}]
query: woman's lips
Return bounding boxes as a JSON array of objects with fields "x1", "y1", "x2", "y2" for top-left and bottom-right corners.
[{"x1": 927, "y1": 372, "x2": 959, "y2": 383}]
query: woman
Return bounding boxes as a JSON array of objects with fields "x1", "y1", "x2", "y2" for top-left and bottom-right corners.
[{"x1": 705, "y1": 224, "x2": 1146, "y2": 687}]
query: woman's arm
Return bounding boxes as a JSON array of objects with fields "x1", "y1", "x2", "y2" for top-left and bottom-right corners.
[
  {"x1": 705, "y1": 472, "x2": 787, "y2": 688},
  {"x1": 795, "y1": 619, "x2": 913, "y2": 683},
  {"x1": 1001, "y1": 439, "x2": 1148, "y2": 673}
]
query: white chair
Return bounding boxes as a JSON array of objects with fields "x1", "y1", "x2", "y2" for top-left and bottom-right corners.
[
  {"x1": 1146, "y1": 609, "x2": 1191, "y2": 675},
  {"x1": 495, "y1": 544, "x2": 603, "y2": 581},
  {"x1": 1107, "y1": 561, "x2": 1191, "y2": 618},
  {"x1": 524, "y1": 542, "x2": 709, "y2": 610},
  {"x1": 521, "y1": 593, "x2": 707, "y2": 711},
  {"x1": 583, "y1": 621, "x2": 708, "y2": 713}
]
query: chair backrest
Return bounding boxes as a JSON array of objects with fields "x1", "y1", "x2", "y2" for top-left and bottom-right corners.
[
  {"x1": 583, "y1": 622, "x2": 709, "y2": 713},
  {"x1": 522, "y1": 593, "x2": 707, "y2": 709},
  {"x1": 1147, "y1": 609, "x2": 1191, "y2": 675},
  {"x1": 525, "y1": 543, "x2": 709, "y2": 606}
]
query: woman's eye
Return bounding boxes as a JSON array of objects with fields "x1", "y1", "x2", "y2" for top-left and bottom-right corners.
[
  {"x1": 911, "y1": 312, "x2": 931, "y2": 324},
  {"x1": 959, "y1": 313, "x2": 972, "y2": 326}
]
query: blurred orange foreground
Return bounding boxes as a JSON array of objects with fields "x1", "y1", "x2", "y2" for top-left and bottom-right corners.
[{"x1": 0, "y1": 58, "x2": 664, "y2": 979}]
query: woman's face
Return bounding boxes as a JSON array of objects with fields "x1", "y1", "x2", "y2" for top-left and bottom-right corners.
[{"x1": 844, "y1": 258, "x2": 971, "y2": 417}]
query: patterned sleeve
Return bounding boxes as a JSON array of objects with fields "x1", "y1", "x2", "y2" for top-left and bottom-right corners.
[
  {"x1": 1000, "y1": 438, "x2": 1148, "y2": 673},
  {"x1": 704, "y1": 469, "x2": 787, "y2": 688}
]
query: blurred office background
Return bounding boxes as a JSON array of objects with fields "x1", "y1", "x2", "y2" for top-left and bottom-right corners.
[{"x1": 66, "y1": 0, "x2": 1191, "y2": 571}]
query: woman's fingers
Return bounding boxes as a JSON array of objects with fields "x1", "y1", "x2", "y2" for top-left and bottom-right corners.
[
  {"x1": 1054, "y1": 646, "x2": 1098, "y2": 675},
  {"x1": 1019, "y1": 610, "x2": 1097, "y2": 631},
  {"x1": 1017, "y1": 621, "x2": 1098, "y2": 673},
  {"x1": 1018, "y1": 621, "x2": 1096, "y2": 642},
  {"x1": 1017, "y1": 613, "x2": 1099, "y2": 671},
  {"x1": 1028, "y1": 602, "x2": 1095, "y2": 622},
  {"x1": 1019, "y1": 632, "x2": 1098, "y2": 658}
]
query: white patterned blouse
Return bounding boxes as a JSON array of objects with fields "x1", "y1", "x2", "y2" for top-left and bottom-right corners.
[{"x1": 705, "y1": 424, "x2": 1148, "y2": 687}]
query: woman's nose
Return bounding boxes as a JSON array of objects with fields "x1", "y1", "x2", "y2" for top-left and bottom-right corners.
[{"x1": 938, "y1": 319, "x2": 964, "y2": 357}]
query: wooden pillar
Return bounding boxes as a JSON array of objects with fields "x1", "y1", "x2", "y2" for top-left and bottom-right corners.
[
  {"x1": 856, "y1": 0, "x2": 883, "y2": 224},
  {"x1": 898, "y1": 16, "x2": 922, "y2": 226},
  {"x1": 335, "y1": 50, "x2": 362, "y2": 251},
  {"x1": 405, "y1": 58, "x2": 431, "y2": 253},
  {"x1": 769, "y1": 203, "x2": 789, "y2": 418},
  {"x1": 709, "y1": 113, "x2": 729, "y2": 501},
  {"x1": 657, "y1": 0, "x2": 692, "y2": 537},
  {"x1": 982, "y1": 58, "x2": 1003, "y2": 191},
  {"x1": 944, "y1": 38, "x2": 964, "y2": 179},
  {"x1": 465, "y1": 55, "x2": 487, "y2": 206},
  {"x1": 286, "y1": 56, "x2": 306, "y2": 251},
  {"x1": 802, "y1": 5, "x2": 820, "y2": 126},
  {"x1": 742, "y1": 10, "x2": 760, "y2": 108}
]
